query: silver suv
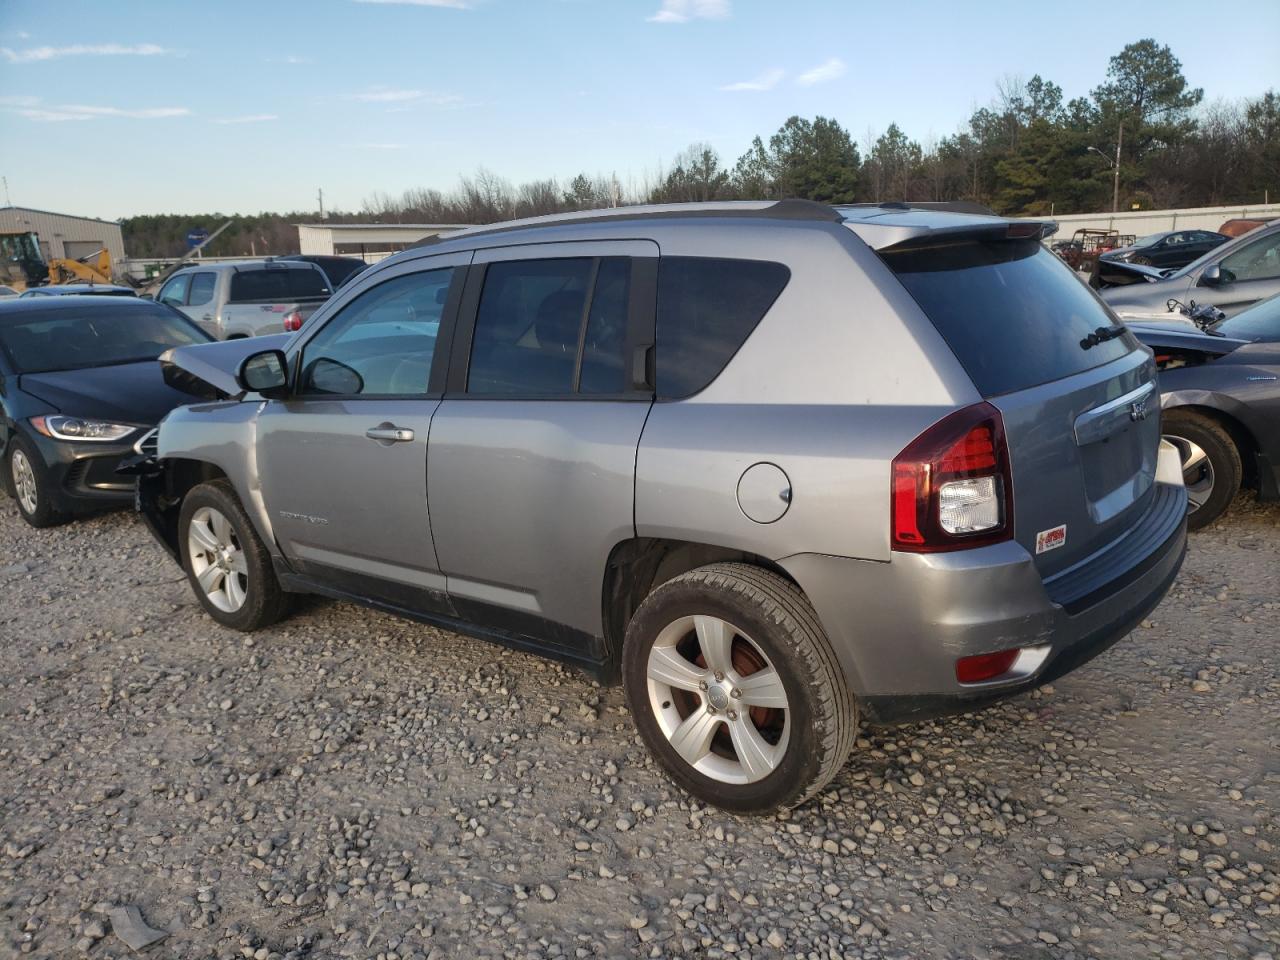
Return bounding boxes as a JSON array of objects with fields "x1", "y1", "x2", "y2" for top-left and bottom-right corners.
[{"x1": 133, "y1": 200, "x2": 1187, "y2": 812}]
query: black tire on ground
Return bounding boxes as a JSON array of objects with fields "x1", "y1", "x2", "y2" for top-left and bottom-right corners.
[
  {"x1": 622, "y1": 562, "x2": 858, "y2": 814},
  {"x1": 179, "y1": 480, "x2": 292, "y2": 631},
  {"x1": 1163, "y1": 410, "x2": 1242, "y2": 531},
  {"x1": 6, "y1": 435, "x2": 67, "y2": 528}
]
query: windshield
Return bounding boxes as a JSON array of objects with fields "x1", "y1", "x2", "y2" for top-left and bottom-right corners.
[
  {"x1": 1215, "y1": 293, "x2": 1280, "y2": 342},
  {"x1": 0, "y1": 301, "x2": 210, "y2": 373}
]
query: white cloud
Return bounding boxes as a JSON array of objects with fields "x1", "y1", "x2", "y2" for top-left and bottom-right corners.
[
  {"x1": 268, "y1": 54, "x2": 312, "y2": 64},
  {"x1": 797, "y1": 57, "x2": 846, "y2": 86},
  {"x1": 356, "y1": 142, "x2": 407, "y2": 150},
  {"x1": 648, "y1": 0, "x2": 729, "y2": 23},
  {"x1": 0, "y1": 94, "x2": 40, "y2": 107},
  {"x1": 0, "y1": 42, "x2": 170, "y2": 64},
  {"x1": 214, "y1": 114, "x2": 278, "y2": 124},
  {"x1": 353, "y1": 0, "x2": 471, "y2": 7},
  {"x1": 342, "y1": 87, "x2": 461, "y2": 105},
  {"x1": 720, "y1": 68, "x2": 784, "y2": 92},
  {"x1": 16, "y1": 103, "x2": 190, "y2": 122}
]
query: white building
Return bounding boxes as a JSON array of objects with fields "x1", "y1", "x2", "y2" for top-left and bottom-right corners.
[
  {"x1": 296, "y1": 223, "x2": 470, "y2": 263},
  {"x1": 0, "y1": 206, "x2": 126, "y2": 263}
]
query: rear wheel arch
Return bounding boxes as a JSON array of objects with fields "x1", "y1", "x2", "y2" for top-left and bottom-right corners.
[{"x1": 601, "y1": 537, "x2": 802, "y2": 675}]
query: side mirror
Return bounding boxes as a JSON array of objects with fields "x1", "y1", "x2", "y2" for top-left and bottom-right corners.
[
  {"x1": 237, "y1": 349, "x2": 289, "y2": 398},
  {"x1": 305, "y1": 357, "x2": 364, "y2": 395},
  {"x1": 1200, "y1": 264, "x2": 1225, "y2": 286}
]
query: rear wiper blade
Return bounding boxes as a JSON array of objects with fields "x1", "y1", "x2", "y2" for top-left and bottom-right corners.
[{"x1": 1080, "y1": 325, "x2": 1127, "y2": 350}]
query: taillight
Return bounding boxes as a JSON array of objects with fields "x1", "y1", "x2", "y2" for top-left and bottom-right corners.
[
  {"x1": 892, "y1": 401, "x2": 1013, "y2": 552},
  {"x1": 283, "y1": 310, "x2": 303, "y2": 332}
]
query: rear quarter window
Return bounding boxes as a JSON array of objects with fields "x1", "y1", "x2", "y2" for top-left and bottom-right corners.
[
  {"x1": 656, "y1": 257, "x2": 790, "y2": 399},
  {"x1": 879, "y1": 239, "x2": 1137, "y2": 397},
  {"x1": 229, "y1": 267, "x2": 330, "y2": 303}
]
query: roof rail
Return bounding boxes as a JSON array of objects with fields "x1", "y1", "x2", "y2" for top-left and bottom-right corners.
[{"x1": 408, "y1": 198, "x2": 842, "y2": 250}]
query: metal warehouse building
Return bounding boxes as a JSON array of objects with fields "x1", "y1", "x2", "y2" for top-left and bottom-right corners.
[
  {"x1": 296, "y1": 223, "x2": 469, "y2": 262},
  {"x1": 0, "y1": 206, "x2": 126, "y2": 263}
]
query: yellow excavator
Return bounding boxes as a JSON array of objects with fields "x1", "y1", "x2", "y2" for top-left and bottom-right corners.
[{"x1": 1, "y1": 230, "x2": 114, "y2": 291}]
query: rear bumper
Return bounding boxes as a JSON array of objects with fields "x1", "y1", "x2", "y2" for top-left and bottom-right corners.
[{"x1": 781, "y1": 480, "x2": 1187, "y2": 725}]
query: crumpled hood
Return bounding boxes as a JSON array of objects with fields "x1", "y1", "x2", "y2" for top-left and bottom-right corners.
[
  {"x1": 19, "y1": 361, "x2": 202, "y2": 425},
  {"x1": 159, "y1": 334, "x2": 292, "y2": 399}
]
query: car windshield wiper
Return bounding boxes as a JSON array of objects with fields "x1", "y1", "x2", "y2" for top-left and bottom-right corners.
[{"x1": 1079, "y1": 325, "x2": 1127, "y2": 350}]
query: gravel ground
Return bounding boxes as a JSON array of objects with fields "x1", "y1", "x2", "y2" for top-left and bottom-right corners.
[{"x1": 1, "y1": 496, "x2": 1277, "y2": 960}]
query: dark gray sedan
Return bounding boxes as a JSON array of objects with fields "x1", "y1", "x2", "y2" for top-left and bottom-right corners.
[
  {"x1": 1131, "y1": 293, "x2": 1280, "y2": 528},
  {"x1": 1103, "y1": 219, "x2": 1280, "y2": 319}
]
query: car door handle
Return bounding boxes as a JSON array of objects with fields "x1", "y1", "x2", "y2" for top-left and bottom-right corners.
[{"x1": 365, "y1": 424, "x2": 414, "y2": 443}]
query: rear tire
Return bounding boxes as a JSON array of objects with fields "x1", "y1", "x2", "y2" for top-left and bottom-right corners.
[
  {"x1": 622, "y1": 563, "x2": 858, "y2": 814},
  {"x1": 179, "y1": 480, "x2": 291, "y2": 630},
  {"x1": 1162, "y1": 411, "x2": 1241, "y2": 531}
]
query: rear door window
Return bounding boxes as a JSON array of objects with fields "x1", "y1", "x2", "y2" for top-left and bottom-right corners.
[
  {"x1": 879, "y1": 239, "x2": 1137, "y2": 397},
  {"x1": 466, "y1": 257, "x2": 636, "y2": 396},
  {"x1": 655, "y1": 257, "x2": 790, "y2": 399}
]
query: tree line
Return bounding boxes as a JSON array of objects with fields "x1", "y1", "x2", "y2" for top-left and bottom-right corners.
[{"x1": 122, "y1": 39, "x2": 1277, "y2": 258}]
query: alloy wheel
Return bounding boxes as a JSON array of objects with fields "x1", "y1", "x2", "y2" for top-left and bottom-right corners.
[
  {"x1": 11, "y1": 449, "x2": 38, "y2": 515},
  {"x1": 1165, "y1": 434, "x2": 1215, "y2": 514},
  {"x1": 187, "y1": 506, "x2": 248, "y2": 613},
  {"x1": 646, "y1": 615, "x2": 790, "y2": 784}
]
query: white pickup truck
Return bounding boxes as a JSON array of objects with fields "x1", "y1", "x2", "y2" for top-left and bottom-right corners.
[{"x1": 155, "y1": 260, "x2": 332, "y2": 340}]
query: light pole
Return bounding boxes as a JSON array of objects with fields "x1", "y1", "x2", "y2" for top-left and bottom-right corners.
[{"x1": 1088, "y1": 122, "x2": 1123, "y2": 213}]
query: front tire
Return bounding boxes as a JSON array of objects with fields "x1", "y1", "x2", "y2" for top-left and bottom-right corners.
[
  {"x1": 1162, "y1": 411, "x2": 1242, "y2": 531},
  {"x1": 179, "y1": 480, "x2": 291, "y2": 630},
  {"x1": 6, "y1": 436, "x2": 66, "y2": 528},
  {"x1": 622, "y1": 563, "x2": 858, "y2": 814}
]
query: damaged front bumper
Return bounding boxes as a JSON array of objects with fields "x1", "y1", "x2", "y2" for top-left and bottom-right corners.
[{"x1": 115, "y1": 434, "x2": 182, "y2": 563}]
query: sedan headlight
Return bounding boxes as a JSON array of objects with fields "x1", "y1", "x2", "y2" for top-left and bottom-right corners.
[{"x1": 30, "y1": 415, "x2": 139, "y2": 442}]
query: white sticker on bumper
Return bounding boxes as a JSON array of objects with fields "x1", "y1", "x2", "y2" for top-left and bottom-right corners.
[{"x1": 1036, "y1": 524, "x2": 1067, "y2": 554}]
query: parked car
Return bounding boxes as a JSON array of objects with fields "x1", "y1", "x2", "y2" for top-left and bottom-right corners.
[
  {"x1": 1102, "y1": 219, "x2": 1280, "y2": 317},
  {"x1": 0, "y1": 285, "x2": 21, "y2": 299},
  {"x1": 1130, "y1": 292, "x2": 1280, "y2": 529},
  {"x1": 155, "y1": 260, "x2": 332, "y2": 340},
  {"x1": 19, "y1": 283, "x2": 138, "y2": 297},
  {"x1": 278, "y1": 254, "x2": 368, "y2": 289},
  {"x1": 128, "y1": 200, "x2": 1186, "y2": 813},
  {"x1": 1098, "y1": 229, "x2": 1227, "y2": 269},
  {"x1": 0, "y1": 296, "x2": 212, "y2": 527}
]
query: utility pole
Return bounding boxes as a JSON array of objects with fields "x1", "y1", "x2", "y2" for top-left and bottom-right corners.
[
  {"x1": 317, "y1": 188, "x2": 326, "y2": 221},
  {"x1": 1, "y1": 176, "x2": 10, "y2": 207},
  {"x1": 1112, "y1": 122, "x2": 1123, "y2": 214}
]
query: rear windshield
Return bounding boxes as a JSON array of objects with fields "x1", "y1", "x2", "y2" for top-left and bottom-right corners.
[
  {"x1": 229, "y1": 267, "x2": 330, "y2": 303},
  {"x1": 879, "y1": 238, "x2": 1137, "y2": 396}
]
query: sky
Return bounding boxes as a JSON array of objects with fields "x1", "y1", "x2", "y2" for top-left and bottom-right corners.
[{"x1": 1, "y1": 0, "x2": 1278, "y2": 220}]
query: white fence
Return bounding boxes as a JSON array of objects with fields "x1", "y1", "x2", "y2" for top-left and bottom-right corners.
[{"x1": 1026, "y1": 202, "x2": 1280, "y2": 240}]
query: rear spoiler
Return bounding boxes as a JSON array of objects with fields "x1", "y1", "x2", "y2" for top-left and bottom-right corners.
[
  {"x1": 160, "y1": 334, "x2": 292, "y2": 400},
  {"x1": 845, "y1": 217, "x2": 1058, "y2": 251}
]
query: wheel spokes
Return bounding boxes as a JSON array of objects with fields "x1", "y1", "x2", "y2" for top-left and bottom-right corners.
[
  {"x1": 225, "y1": 572, "x2": 246, "y2": 608},
  {"x1": 694, "y1": 616, "x2": 734, "y2": 676},
  {"x1": 648, "y1": 645, "x2": 705, "y2": 692},
  {"x1": 735, "y1": 666, "x2": 787, "y2": 709},
  {"x1": 196, "y1": 563, "x2": 224, "y2": 595},
  {"x1": 728, "y1": 716, "x2": 779, "y2": 780},
  {"x1": 211, "y1": 511, "x2": 233, "y2": 546},
  {"x1": 667, "y1": 708, "x2": 720, "y2": 766},
  {"x1": 189, "y1": 520, "x2": 220, "y2": 553}
]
